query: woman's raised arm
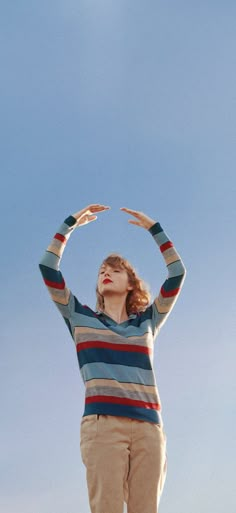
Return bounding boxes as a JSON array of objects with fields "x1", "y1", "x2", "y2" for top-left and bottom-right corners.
[
  {"x1": 121, "y1": 207, "x2": 186, "y2": 332},
  {"x1": 39, "y1": 204, "x2": 110, "y2": 318}
]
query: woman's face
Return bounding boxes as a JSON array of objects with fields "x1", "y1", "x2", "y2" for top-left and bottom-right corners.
[{"x1": 97, "y1": 264, "x2": 133, "y2": 297}]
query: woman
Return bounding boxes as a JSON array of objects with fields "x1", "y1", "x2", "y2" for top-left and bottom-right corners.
[{"x1": 39, "y1": 204, "x2": 186, "y2": 513}]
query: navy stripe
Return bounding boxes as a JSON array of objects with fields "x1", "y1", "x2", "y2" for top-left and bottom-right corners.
[
  {"x1": 83, "y1": 402, "x2": 162, "y2": 423},
  {"x1": 78, "y1": 348, "x2": 152, "y2": 370},
  {"x1": 39, "y1": 264, "x2": 64, "y2": 284},
  {"x1": 74, "y1": 297, "x2": 97, "y2": 317},
  {"x1": 138, "y1": 305, "x2": 153, "y2": 323},
  {"x1": 64, "y1": 215, "x2": 77, "y2": 227},
  {"x1": 149, "y1": 222, "x2": 163, "y2": 236},
  {"x1": 162, "y1": 275, "x2": 184, "y2": 293}
]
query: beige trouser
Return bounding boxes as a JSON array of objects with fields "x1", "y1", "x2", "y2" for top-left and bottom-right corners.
[{"x1": 80, "y1": 414, "x2": 167, "y2": 513}]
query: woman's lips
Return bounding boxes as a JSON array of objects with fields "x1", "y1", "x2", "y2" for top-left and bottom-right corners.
[{"x1": 103, "y1": 279, "x2": 113, "y2": 284}]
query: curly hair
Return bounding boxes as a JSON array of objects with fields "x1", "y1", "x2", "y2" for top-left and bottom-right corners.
[{"x1": 96, "y1": 254, "x2": 151, "y2": 315}]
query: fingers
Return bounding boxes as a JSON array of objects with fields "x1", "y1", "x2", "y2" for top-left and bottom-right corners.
[
  {"x1": 77, "y1": 205, "x2": 153, "y2": 230},
  {"x1": 76, "y1": 205, "x2": 154, "y2": 231},
  {"x1": 77, "y1": 214, "x2": 98, "y2": 227},
  {"x1": 128, "y1": 220, "x2": 142, "y2": 227},
  {"x1": 120, "y1": 208, "x2": 143, "y2": 227},
  {"x1": 120, "y1": 207, "x2": 141, "y2": 218},
  {"x1": 120, "y1": 207, "x2": 138, "y2": 213},
  {"x1": 81, "y1": 205, "x2": 110, "y2": 216},
  {"x1": 89, "y1": 204, "x2": 111, "y2": 213},
  {"x1": 77, "y1": 204, "x2": 110, "y2": 220},
  {"x1": 76, "y1": 204, "x2": 110, "y2": 227},
  {"x1": 87, "y1": 215, "x2": 97, "y2": 222},
  {"x1": 120, "y1": 207, "x2": 154, "y2": 229}
]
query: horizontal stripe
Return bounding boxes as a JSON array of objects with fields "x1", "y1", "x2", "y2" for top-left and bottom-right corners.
[
  {"x1": 74, "y1": 315, "x2": 155, "y2": 338},
  {"x1": 74, "y1": 328, "x2": 154, "y2": 349},
  {"x1": 78, "y1": 347, "x2": 152, "y2": 370},
  {"x1": 55, "y1": 220, "x2": 75, "y2": 236},
  {"x1": 85, "y1": 386, "x2": 159, "y2": 404},
  {"x1": 39, "y1": 251, "x2": 59, "y2": 270},
  {"x1": 50, "y1": 288, "x2": 70, "y2": 305},
  {"x1": 85, "y1": 395, "x2": 160, "y2": 410},
  {"x1": 76, "y1": 341, "x2": 151, "y2": 354},
  {"x1": 74, "y1": 299, "x2": 98, "y2": 317},
  {"x1": 80, "y1": 362, "x2": 156, "y2": 386},
  {"x1": 160, "y1": 241, "x2": 173, "y2": 253},
  {"x1": 83, "y1": 403, "x2": 163, "y2": 424},
  {"x1": 39, "y1": 265, "x2": 63, "y2": 283},
  {"x1": 54, "y1": 232, "x2": 66, "y2": 243},
  {"x1": 75, "y1": 327, "x2": 110, "y2": 336},
  {"x1": 44, "y1": 277, "x2": 65, "y2": 290},
  {"x1": 55, "y1": 298, "x2": 72, "y2": 316},
  {"x1": 162, "y1": 275, "x2": 184, "y2": 292},
  {"x1": 148, "y1": 222, "x2": 163, "y2": 236},
  {"x1": 47, "y1": 239, "x2": 64, "y2": 257},
  {"x1": 161, "y1": 285, "x2": 180, "y2": 298},
  {"x1": 167, "y1": 259, "x2": 185, "y2": 276},
  {"x1": 64, "y1": 215, "x2": 77, "y2": 227},
  {"x1": 161, "y1": 247, "x2": 181, "y2": 265},
  {"x1": 152, "y1": 232, "x2": 169, "y2": 246},
  {"x1": 151, "y1": 302, "x2": 167, "y2": 326},
  {"x1": 74, "y1": 314, "x2": 111, "y2": 330},
  {"x1": 86, "y1": 378, "x2": 158, "y2": 395},
  {"x1": 154, "y1": 296, "x2": 175, "y2": 314}
]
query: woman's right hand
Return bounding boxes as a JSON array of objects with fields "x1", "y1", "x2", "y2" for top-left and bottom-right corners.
[{"x1": 73, "y1": 204, "x2": 111, "y2": 227}]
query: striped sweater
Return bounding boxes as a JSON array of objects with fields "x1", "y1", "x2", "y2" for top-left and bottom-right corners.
[{"x1": 39, "y1": 215, "x2": 186, "y2": 424}]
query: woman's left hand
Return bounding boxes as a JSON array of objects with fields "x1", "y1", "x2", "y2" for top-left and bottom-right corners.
[{"x1": 120, "y1": 207, "x2": 156, "y2": 230}]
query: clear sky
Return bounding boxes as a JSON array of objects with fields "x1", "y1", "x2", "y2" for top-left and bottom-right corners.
[{"x1": 1, "y1": 2, "x2": 235, "y2": 512}]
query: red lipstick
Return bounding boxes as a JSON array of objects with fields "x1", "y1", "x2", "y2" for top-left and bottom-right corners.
[{"x1": 103, "y1": 278, "x2": 113, "y2": 284}]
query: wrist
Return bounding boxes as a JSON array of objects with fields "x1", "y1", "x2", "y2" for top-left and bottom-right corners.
[{"x1": 148, "y1": 222, "x2": 162, "y2": 235}]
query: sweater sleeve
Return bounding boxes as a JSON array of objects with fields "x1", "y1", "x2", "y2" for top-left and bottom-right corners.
[
  {"x1": 149, "y1": 222, "x2": 186, "y2": 334},
  {"x1": 39, "y1": 215, "x2": 78, "y2": 333}
]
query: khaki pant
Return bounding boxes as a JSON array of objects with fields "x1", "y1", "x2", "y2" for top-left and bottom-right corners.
[{"x1": 80, "y1": 414, "x2": 167, "y2": 513}]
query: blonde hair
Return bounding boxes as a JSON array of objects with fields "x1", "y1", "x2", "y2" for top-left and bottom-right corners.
[{"x1": 96, "y1": 254, "x2": 151, "y2": 315}]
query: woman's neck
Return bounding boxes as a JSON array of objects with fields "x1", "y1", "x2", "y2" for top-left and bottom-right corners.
[{"x1": 103, "y1": 297, "x2": 129, "y2": 324}]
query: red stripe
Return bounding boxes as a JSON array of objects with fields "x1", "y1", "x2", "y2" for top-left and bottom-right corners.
[
  {"x1": 44, "y1": 278, "x2": 65, "y2": 290},
  {"x1": 85, "y1": 395, "x2": 160, "y2": 410},
  {"x1": 161, "y1": 286, "x2": 180, "y2": 298},
  {"x1": 160, "y1": 241, "x2": 173, "y2": 253},
  {"x1": 77, "y1": 341, "x2": 151, "y2": 354},
  {"x1": 54, "y1": 233, "x2": 66, "y2": 243}
]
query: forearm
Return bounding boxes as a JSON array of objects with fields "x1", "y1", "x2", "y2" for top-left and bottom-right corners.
[
  {"x1": 39, "y1": 215, "x2": 77, "y2": 270},
  {"x1": 149, "y1": 222, "x2": 186, "y2": 323},
  {"x1": 39, "y1": 214, "x2": 78, "y2": 305}
]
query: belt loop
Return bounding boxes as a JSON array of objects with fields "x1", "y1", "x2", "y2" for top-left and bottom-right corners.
[{"x1": 97, "y1": 414, "x2": 100, "y2": 420}]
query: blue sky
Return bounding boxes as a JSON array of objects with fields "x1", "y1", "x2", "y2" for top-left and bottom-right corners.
[{"x1": 1, "y1": 2, "x2": 235, "y2": 512}]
